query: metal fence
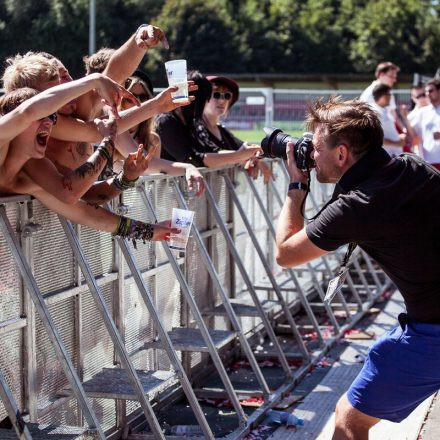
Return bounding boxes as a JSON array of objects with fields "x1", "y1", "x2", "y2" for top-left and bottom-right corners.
[
  {"x1": 225, "y1": 88, "x2": 412, "y2": 134},
  {"x1": 0, "y1": 159, "x2": 390, "y2": 439}
]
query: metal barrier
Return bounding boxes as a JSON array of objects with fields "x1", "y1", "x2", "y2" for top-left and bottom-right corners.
[
  {"x1": 0, "y1": 163, "x2": 389, "y2": 439},
  {"x1": 226, "y1": 88, "x2": 412, "y2": 134}
]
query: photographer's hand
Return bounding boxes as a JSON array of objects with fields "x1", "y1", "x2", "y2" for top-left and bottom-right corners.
[{"x1": 285, "y1": 141, "x2": 308, "y2": 183}]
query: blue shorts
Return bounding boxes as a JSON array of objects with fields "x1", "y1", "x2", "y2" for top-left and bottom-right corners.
[{"x1": 347, "y1": 313, "x2": 440, "y2": 422}]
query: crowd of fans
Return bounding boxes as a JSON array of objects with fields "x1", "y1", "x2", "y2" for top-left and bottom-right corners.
[
  {"x1": 1, "y1": 24, "x2": 438, "y2": 245},
  {"x1": 0, "y1": 24, "x2": 269, "y2": 244}
]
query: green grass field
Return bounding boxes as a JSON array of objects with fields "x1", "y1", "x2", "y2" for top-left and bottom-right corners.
[{"x1": 231, "y1": 129, "x2": 304, "y2": 144}]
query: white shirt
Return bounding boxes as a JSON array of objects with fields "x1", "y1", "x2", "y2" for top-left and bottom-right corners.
[
  {"x1": 360, "y1": 80, "x2": 397, "y2": 121},
  {"x1": 410, "y1": 104, "x2": 440, "y2": 164},
  {"x1": 371, "y1": 102, "x2": 402, "y2": 157}
]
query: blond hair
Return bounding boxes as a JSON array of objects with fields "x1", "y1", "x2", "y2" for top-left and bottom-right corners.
[{"x1": 2, "y1": 53, "x2": 59, "y2": 93}]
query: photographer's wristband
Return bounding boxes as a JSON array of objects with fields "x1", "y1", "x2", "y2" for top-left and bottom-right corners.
[{"x1": 288, "y1": 181, "x2": 308, "y2": 192}]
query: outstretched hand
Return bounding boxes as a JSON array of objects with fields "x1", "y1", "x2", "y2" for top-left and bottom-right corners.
[
  {"x1": 123, "y1": 143, "x2": 158, "y2": 180},
  {"x1": 185, "y1": 166, "x2": 205, "y2": 197},
  {"x1": 94, "y1": 74, "x2": 140, "y2": 117},
  {"x1": 153, "y1": 82, "x2": 198, "y2": 113},
  {"x1": 152, "y1": 219, "x2": 180, "y2": 241},
  {"x1": 135, "y1": 24, "x2": 169, "y2": 50},
  {"x1": 94, "y1": 108, "x2": 118, "y2": 140}
]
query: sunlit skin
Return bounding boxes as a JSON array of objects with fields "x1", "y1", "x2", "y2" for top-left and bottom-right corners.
[
  {"x1": 311, "y1": 125, "x2": 351, "y2": 183},
  {"x1": 379, "y1": 69, "x2": 398, "y2": 87}
]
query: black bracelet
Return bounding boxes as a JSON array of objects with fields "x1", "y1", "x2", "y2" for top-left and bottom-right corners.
[
  {"x1": 113, "y1": 171, "x2": 139, "y2": 191},
  {"x1": 288, "y1": 181, "x2": 308, "y2": 191}
]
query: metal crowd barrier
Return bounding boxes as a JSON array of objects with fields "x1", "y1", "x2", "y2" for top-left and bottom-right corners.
[{"x1": 0, "y1": 162, "x2": 390, "y2": 439}]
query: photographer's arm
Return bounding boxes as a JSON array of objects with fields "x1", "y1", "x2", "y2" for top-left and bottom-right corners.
[{"x1": 275, "y1": 142, "x2": 327, "y2": 267}]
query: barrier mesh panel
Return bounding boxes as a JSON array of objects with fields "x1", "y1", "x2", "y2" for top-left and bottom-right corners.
[
  {"x1": 124, "y1": 279, "x2": 155, "y2": 369},
  {"x1": 122, "y1": 186, "x2": 155, "y2": 274},
  {"x1": 81, "y1": 283, "x2": 116, "y2": 430},
  {"x1": 0, "y1": 204, "x2": 21, "y2": 322},
  {"x1": 80, "y1": 225, "x2": 113, "y2": 278},
  {"x1": 33, "y1": 201, "x2": 76, "y2": 295},
  {"x1": 35, "y1": 297, "x2": 77, "y2": 410},
  {"x1": 0, "y1": 331, "x2": 23, "y2": 420}
]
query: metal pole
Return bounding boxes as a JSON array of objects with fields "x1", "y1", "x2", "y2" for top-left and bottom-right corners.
[
  {"x1": 0, "y1": 369, "x2": 33, "y2": 440},
  {"x1": 89, "y1": 0, "x2": 96, "y2": 55},
  {"x1": 203, "y1": 181, "x2": 294, "y2": 378},
  {"x1": 172, "y1": 179, "x2": 272, "y2": 400},
  {"x1": 138, "y1": 186, "x2": 249, "y2": 426},
  {"x1": 59, "y1": 217, "x2": 166, "y2": 440}
]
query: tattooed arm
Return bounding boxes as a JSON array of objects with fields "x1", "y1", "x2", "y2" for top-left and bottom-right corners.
[{"x1": 22, "y1": 136, "x2": 114, "y2": 204}]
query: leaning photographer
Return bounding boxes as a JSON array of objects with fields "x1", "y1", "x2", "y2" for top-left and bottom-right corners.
[{"x1": 275, "y1": 97, "x2": 440, "y2": 440}]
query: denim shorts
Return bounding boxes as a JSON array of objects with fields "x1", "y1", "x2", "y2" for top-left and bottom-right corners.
[{"x1": 347, "y1": 313, "x2": 440, "y2": 422}]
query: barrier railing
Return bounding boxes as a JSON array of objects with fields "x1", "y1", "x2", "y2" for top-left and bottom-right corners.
[{"x1": 0, "y1": 162, "x2": 390, "y2": 439}]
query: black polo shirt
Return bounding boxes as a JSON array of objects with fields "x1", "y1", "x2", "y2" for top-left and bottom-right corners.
[{"x1": 306, "y1": 147, "x2": 440, "y2": 323}]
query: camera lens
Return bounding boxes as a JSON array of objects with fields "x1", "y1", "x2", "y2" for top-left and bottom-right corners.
[{"x1": 261, "y1": 127, "x2": 297, "y2": 160}]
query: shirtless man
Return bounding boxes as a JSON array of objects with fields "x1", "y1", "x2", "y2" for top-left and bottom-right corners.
[
  {"x1": 0, "y1": 76, "x2": 179, "y2": 242},
  {"x1": 2, "y1": 53, "x2": 198, "y2": 203}
]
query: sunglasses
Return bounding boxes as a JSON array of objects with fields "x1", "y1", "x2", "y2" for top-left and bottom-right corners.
[
  {"x1": 415, "y1": 93, "x2": 426, "y2": 99},
  {"x1": 212, "y1": 91, "x2": 232, "y2": 101},
  {"x1": 426, "y1": 88, "x2": 437, "y2": 94},
  {"x1": 40, "y1": 113, "x2": 57, "y2": 125}
]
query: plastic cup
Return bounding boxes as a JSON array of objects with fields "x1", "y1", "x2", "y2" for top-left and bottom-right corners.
[
  {"x1": 169, "y1": 208, "x2": 194, "y2": 255},
  {"x1": 165, "y1": 59, "x2": 188, "y2": 103}
]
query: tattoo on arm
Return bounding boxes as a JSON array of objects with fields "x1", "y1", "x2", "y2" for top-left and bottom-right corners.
[
  {"x1": 73, "y1": 149, "x2": 107, "y2": 179},
  {"x1": 62, "y1": 176, "x2": 73, "y2": 191}
]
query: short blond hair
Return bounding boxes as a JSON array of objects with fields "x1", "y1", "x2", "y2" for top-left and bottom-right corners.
[
  {"x1": 83, "y1": 48, "x2": 115, "y2": 75},
  {"x1": 2, "y1": 53, "x2": 59, "y2": 93}
]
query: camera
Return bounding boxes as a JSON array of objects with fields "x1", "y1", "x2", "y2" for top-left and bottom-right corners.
[{"x1": 260, "y1": 127, "x2": 315, "y2": 171}]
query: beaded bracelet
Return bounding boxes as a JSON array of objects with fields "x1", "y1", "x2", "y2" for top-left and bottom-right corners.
[
  {"x1": 113, "y1": 216, "x2": 154, "y2": 248},
  {"x1": 112, "y1": 171, "x2": 139, "y2": 191}
]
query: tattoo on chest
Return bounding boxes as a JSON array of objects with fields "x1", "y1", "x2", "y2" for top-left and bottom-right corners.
[
  {"x1": 67, "y1": 144, "x2": 75, "y2": 161},
  {"x1": 76, "y1": 142, "x2": 89, "y2": 157}
]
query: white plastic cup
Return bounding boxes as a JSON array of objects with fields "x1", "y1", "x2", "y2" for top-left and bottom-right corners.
[
  {"x1": 169, "y1": 208, "x2": 194, "y2": 255},
  {"x1": 165, "y1": 59, "x2": 188, "y2": 103}
]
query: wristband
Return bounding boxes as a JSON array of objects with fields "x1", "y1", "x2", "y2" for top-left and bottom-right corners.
[
  {"x1": 113, "y1": 216, "x2": 154, "y2": 248},
  {"x1": 288, "y1": 181, "x2": 308, "y2": 192},
  {"x1": 97, "y1": 137, "x2": 115, "y2": 166},
  {"x1": 113, "y1": 171, "x2": 139, "y2": 191}
]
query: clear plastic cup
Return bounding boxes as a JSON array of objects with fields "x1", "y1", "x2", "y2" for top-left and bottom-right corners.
[
  {"x1": 165, "y1": 60, "x2": 188, "y2": 103},
  {"x1": 169, "y1": 208, "x2": 194, "y2": 255}
]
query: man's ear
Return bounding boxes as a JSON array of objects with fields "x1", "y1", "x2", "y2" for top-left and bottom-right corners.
[{"x1": 337, "y1": 144, "x2": 349, "y2": 164}]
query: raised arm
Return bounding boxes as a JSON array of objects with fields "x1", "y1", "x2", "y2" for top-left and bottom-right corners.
[
  {"x1": 104, "y1": 24, "x2": 169, "y2": 85},
  {"x1": 50, "y1": 84, "x2": 195, "y2": 144},
  {"x1": 0, "y1": 73, "x2": 137, "y2": 147}
]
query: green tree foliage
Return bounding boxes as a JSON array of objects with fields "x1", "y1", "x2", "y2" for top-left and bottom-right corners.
[{"x1": 0, "y1": 0, "x2": 439, "y2": 81}]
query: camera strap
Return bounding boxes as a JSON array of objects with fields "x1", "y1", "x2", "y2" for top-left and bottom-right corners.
[{"x1": 324, "y1": 242, "x2": 357, "y2": 304}]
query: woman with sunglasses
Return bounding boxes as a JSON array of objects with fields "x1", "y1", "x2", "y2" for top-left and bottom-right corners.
[
  {"x1": 116, "y1": 70, "x2": 205, "y2": 196},
  {"x1": 193, "y1": 75, "x2": 272, "y2": 182}
]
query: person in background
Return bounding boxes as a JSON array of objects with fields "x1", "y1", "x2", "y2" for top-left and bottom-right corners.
[
  {"x1": 360, "y1": 61, "x2": 400, "y2": 126},
  {"x1": 114, "y1": 70, "x2": 205, "y2": 196},
  {"x1": 371, "y1": 83, "x2": 411, "y2": 157},
  {"x1": 406, "y1": 84, "x2": 429, "y2": 125},
  {"x1": 196, "y1": 75, "x2": 273, "y2": 183},
  {"x1": 157, "y1": 71, "x2": 261, "y2": 169},
  {"x1": 409, "y1": 79, "x2": 440, "y2": 170}
]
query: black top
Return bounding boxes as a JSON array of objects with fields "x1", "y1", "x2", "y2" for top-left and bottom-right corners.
[
  {"x1": 306, "y1": 147, "x2": 440, "y2": 323},
  {"x1": 156, "y1": 113, "x2": 242, "y2": 167},
  {"x1": 156, "y1": 112, "x2": 206, "y2": 167},
  {"x1": 193, "y1": 119, "x2": 242, "y2": 152}
]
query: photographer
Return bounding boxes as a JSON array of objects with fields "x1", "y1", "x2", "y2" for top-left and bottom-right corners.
[{"x1": 275, "y1": 98, "x2": 440, "y2": 439}]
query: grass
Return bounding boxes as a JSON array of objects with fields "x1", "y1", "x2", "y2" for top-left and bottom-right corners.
[{"x1": 231, "y1": 129, "x2": 304, "y2": 144}]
